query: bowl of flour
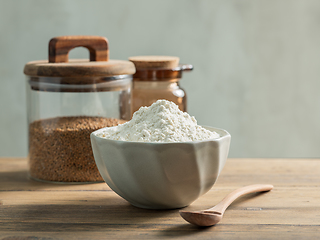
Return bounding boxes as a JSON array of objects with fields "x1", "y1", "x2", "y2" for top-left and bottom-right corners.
[{"x1": 91, "y1": 100, "x2": 231, "y2": 209}]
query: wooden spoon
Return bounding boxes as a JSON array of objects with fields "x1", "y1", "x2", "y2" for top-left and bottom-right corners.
[{"x1": 179, "y1": 184, "x2": 273, "y2": 227}]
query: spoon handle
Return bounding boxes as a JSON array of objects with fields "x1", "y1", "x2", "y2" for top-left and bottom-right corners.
[{"x1": 207, "y1": 184, "x2": 273, "y2": 214}]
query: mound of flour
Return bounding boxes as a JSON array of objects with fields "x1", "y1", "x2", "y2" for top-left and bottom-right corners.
[{"x1": 98, "y1": 100, "x2": 219, "y2": 142}]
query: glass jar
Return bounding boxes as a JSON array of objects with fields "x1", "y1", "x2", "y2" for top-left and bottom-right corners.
[
  {"x1": 24, "y1": 36, "x2": 135, "y2": 183},
  {"x1": 129, "y1": 56, "x2": 193, "y2": 115}
]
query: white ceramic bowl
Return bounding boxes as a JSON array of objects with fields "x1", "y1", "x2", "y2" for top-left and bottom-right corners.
[{"x1": 90, "y1": 126, "x2": 231, "y2": 209}]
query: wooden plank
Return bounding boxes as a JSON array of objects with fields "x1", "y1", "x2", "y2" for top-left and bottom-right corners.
[
  {"x1": 1, "y1": 187, "x2": 320, "y2": 225},
  {"x1": 1, "y1": 225, "x2": 319, "y2": 240},
  {"x1": 2, "y1": 158, "x2": 320, "y2": 191},
  {"x1": 216, "y1": 158, "x2": 320, "y2": 187},
  {"x1": 1, "y1": 205, "x2": 320, "y2": 239},
  {"x1": 1, "y1": 158, "x2": 320, "y2": 239}
]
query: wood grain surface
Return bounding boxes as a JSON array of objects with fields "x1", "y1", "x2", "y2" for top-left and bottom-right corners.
[{"x1": 1, "y1": 158, "x2": 320, "y2": 239}]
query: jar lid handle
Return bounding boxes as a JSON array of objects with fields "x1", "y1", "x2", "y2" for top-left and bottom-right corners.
[{"x1": 49, "y1": 36, "x2": 109, "y2": 63}]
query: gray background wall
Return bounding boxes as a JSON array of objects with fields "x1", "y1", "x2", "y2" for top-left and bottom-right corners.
[{"x1": 1, "y1": 0, "x2": 320, "y2": 158}]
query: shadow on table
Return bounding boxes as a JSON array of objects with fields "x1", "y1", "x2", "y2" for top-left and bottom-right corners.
[
  {"x1": 1, "y1": 170, "x2": 29, "y2": 183},
  {"x1": 156, "y1": 223, "x2": 216, "y2": 238},
  {"x1": 0, "y1": 168, "x2": 109, "y2": 191},
  {"x1": 3, "y1": 201, "x2": 181, "y2": 230},
  {"x1": 0, "y1": 170, "x2": 46, "y2": 191}
]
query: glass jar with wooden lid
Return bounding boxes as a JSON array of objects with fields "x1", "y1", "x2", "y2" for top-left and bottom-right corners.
[
  {"x1": 24, "y1": 36, "x2": 135, "y2": 183},
  {"x1": 129, "y1": 56, "x2": 193, "y2": 115}
]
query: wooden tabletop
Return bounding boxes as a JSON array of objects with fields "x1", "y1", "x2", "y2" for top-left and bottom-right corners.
[{"x1": 1, "y1": 158, "x2": 320, "y2": 239}]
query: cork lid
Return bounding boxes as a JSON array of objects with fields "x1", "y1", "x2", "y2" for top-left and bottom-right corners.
[
  {"x1": 129, "y1": 55, "x2": 193, "y2": 81},
  {"x1": 129, "y1": 56, "x2": 180, "y2": 69},
  {"x1": 24, "y1": 36, "x2": 135, "y2": 77}
]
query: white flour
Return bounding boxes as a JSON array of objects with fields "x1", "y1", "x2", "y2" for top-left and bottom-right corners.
[{"x1": 98, "y1": 99, "x2": 220, "y2": 142}]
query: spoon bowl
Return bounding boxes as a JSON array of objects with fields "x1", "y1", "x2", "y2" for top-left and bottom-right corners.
[{"x1": 180, "y1": 211, "x2": 222, "y2": 227}]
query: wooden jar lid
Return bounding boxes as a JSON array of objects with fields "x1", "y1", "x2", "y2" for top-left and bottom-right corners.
[
  {"x1": 24, "y1": 59, "x2": 135, "y2": 77},
  {"x1": 24, "y1": 36, "x2": 135, "y2": 77},
  {"x1": 128, "y1": 55, "x2": 193, "y2": 81},
  {"x1": 128, "y1": 56, "x2": 180, "y2": 69}
]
